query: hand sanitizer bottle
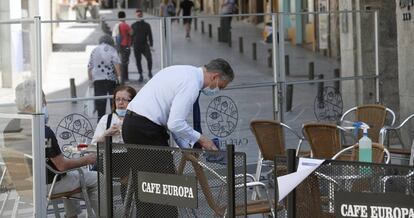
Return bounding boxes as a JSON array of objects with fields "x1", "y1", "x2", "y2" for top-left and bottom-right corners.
[{"x1": 358, "y1": 128, "x2": 372, "y2": 163}]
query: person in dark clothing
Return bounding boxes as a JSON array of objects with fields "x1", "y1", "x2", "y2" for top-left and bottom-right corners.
[
  {"x1": 177, "y1": 0, "x2": 194, "y2": 38},
  {"x1": 113, "y1": 11, "x2": 132, "y2": 82},
  {"x1": 131, "y1": 9, "x2": 153, "y2": 82}
]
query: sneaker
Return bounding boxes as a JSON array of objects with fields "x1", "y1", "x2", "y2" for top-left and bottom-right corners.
[
  {"x1": 148, "y1": 72, "x2": 153, "y2": 78},
  {"x1": 138, "y1": 75, "x2": 144, "y2": 82},
  {"x1": 185, "y1": 34, "x2": 190, "y2": 39}
]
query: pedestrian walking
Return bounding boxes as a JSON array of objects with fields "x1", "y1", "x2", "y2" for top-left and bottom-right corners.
[
  {"x1": 131, "y1": 9, "x2": 153, "y2": 82},
  {"x1": 112, "y1": 11, "x2": 132, "y2": 82},
  {"x1": 87, "y1": 34, "x2": 121, "y2": 121},
  {"x1": 160, "y1": 0, "x2": 176, "y2": 17},
  {"x1": 219, "y1": 0, "x2": 238, "y2": 42},
  {"x1": 121, "y1": 58, "x2": 234, "y2": 217},
  {"x1": 177, "y1": 0, "x2": 195, "y2": 39}
]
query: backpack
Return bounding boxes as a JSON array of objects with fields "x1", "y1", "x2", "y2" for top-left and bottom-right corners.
[
  {"x1": 166, "y1": 2, "x2": 176, "y2": 16},
  {"x1": 112, "y1": 23, "x2": 122, "y2": 46}
]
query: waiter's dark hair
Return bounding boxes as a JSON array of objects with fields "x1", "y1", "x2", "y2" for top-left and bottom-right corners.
[{"x1": 205, "y1": 58, "x2": 234, "y2": 81}]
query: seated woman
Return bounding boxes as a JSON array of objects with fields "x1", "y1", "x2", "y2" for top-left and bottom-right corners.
[
  {"x1": 91, "y1": 85, "x2": 136, "y2": 146},
  {"x1": 91, "y1": 85, "x2": 136, "y2": 201}
]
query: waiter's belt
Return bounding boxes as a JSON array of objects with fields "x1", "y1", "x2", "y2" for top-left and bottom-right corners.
[{"x1": 126, "y1": 110, "x2": 143, "y2": 117}]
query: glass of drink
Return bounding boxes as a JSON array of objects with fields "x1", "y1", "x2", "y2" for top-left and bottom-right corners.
[{"x1": 77, "y1": 138, "x2": 89, "y2": 151}]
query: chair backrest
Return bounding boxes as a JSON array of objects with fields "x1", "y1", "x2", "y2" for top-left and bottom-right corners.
[
  {"x1": 0, "y1": 148, "x2": 33, "y2": 202},
  {"x1": 349, "y1": 143, "x2": 388, "y2": 163},
  {"x1": 356, "y1": 104, "x2": 388, "y2": 142},
  {"x1": 250, "y1": 120, "x2": 285, "y2": 160},
  {"x1": 303, "y1": 123, "x2": 342, "y2": 159}
]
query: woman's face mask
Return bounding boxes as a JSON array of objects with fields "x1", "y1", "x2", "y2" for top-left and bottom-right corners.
[
  {"x1": 42, "y1": 106, "x2": 49, "y2": 124},
  {"x1": 116, "y1": 109, "x2": 127, "y2": 117}
]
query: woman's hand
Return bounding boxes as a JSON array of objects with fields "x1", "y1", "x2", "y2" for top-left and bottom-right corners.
[{"x1": 104, "y1": 124, "x2": 121, "y2": 136}]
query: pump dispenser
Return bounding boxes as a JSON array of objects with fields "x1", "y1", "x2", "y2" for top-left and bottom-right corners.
[{"x1": 358, "y1": 127, "x2": 372, "y2": 163}]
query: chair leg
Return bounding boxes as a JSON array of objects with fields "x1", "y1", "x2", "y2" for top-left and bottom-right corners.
[
  {"x1": 12, "y1": 195, "x2": 20, "y2": 218},
  {"x1": 252, "y1": 156, "x2": 263, "y2": 200},
  {"x1": 51, "y1": 200, "x2": 61, "y2": 218},
  {"x1": 0, "y1": 191, "x2": 10, "y2": 217},
  {"x1": 122, "y1": 171, "x2": 134, "y2": 217},
  {"x1": 81, "y1": 188, "x2": 95, "y2": 218}
]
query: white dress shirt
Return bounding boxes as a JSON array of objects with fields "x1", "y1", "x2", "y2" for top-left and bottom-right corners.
[{"x1": 127, "y1": 65, "x2": 204, "y2": 148}]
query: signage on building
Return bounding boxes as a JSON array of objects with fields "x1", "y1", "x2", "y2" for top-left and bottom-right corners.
[
  {"x1": 400, "y1": 0, "x2": 413, "y2": 21},
  {"x1": 335, "y1": 192, "x2": 414, "y2": 218},
  {"x1": 138, "y1": 172, "x2": 198, "y2": 208}
]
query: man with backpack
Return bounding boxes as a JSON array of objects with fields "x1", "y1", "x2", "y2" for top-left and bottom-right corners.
[{"x1": 112, "y1": 11, "x2": 132, "y2": 83}]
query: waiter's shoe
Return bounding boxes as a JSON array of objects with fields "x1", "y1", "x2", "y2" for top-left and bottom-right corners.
[
  {"x1": 148, "y1": 72, "x2": 153, "y2": 79},
  {"x1": 138, "y1": 74, "x2": 144, "y2": 82}
]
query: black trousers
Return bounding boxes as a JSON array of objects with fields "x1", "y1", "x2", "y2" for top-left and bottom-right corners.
[
  {"x1": 122, "y1": 111, "x2": 178, "y2": 218},
  {"x1": 94, "y1": 80, "x2": 116, "y2": 121},
  {"x1": 219, "y1": 16, "x2": 232, "y2": 42},
  {"x1": 119, "y1": 45, "x2": 131, "y2": 81},
  {"x1": 133, "y1": 45, "x2": 152, "y2": 75}
]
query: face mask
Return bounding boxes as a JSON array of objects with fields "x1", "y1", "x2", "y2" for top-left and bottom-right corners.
[
  {"x1": 116, "y1": 109, "x2": 127, "y2": 117},
  {"x1": 202, "y1": 78, "x2": 220, "y2": 96},
  {"x1": 42, "y1": 106, "x2": 49, "y2": 124}
]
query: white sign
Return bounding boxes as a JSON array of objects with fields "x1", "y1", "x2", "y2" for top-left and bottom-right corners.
[{"x1": 277, "y1": 158, "x2": 325, "y2": 202}]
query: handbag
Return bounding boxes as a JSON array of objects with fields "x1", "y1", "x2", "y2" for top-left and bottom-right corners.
[{"x1": 83, "y1": 86, "x2": 96, "y2": 117}]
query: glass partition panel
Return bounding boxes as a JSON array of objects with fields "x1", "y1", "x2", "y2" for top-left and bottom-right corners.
[
  {"x1": 171, "y1": 86, "x2": 274, "y2": 165},
  {"x1": 0, "y1": 116, "x2": 34, "y2": 217},
  {"x1": 168, "y1": 14, "x2": 279, "y2": 165},
  {"x1": 278, "y1": 11, "x2": 379, "y2": 157},
  {"x1": 0, "y1": 20, "x2": 37, "y2": 113},
  {"x1": 170, "y1": 14, "x2": 274, "y2": 84},
  {"x1": 44, "y1": 14, "x2": 163, "y2": 99}
]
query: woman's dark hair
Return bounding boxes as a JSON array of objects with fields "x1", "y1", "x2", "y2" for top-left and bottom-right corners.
[{"x1": 111, "y1": 85, "x2": 137, "y2": 113}]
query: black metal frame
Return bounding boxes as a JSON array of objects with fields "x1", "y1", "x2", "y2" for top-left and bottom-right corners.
[
  {"x1": 98, "y1": 141, "x2": 241, "y2": 217},
  {"x1": 276, "y1": 149, "x2": 414, "y2": 218}
]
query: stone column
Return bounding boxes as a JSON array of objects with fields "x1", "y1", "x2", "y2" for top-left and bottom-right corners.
[{"x1": 396, "y1": 0, "x2": 414, "y2": 147}]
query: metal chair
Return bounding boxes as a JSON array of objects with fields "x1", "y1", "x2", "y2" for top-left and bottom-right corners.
[
  {"x1": 340, "y1": 104, "x2": 396, "y2": 143},
  {"x1": 177, "y1": 152, "x2": 281, "y2": 217},
  {"x1": 332, "y1": 142, "x2": 391, "y2": 164},
  {"x1": 302, "y1": 123, "x2": 347, "y2": 159},
  {"x1": 0, "y1": 148, "x2": 95, "y2": 218},
  {"x1": 379, "y1": 113, "x2": 414, "y2": 164},
  {"x1": 250, "y1": 120, "x2": 304, "y2": 182}
]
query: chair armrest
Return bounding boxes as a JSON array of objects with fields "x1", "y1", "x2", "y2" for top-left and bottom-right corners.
[
  {"x1": 340, "y1": 107, "x2": 357, "y2": 122},
  {"x1": 332, "y1": 145, "x2": 354, "y2": 160},
  {"x1": 45, "y1": 164, "x2": 82, "y2": 175},
  {"x1": 314, "y1": 172, "x2": 340, "y2": 187},
  {"x1": 236, "y1": 181, "x2": 275, "y2": 216},
  {"x1": 381, "y1": 171, "x2": 414, "y2": 194}
]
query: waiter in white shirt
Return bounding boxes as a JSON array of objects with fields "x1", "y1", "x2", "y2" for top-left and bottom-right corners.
[
  {"x1": 121, "y1": 58, "x2": 233, "y2": 217},
  {"x1": 122, "y1": 58, "x2": 234, "y2": 149}
]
